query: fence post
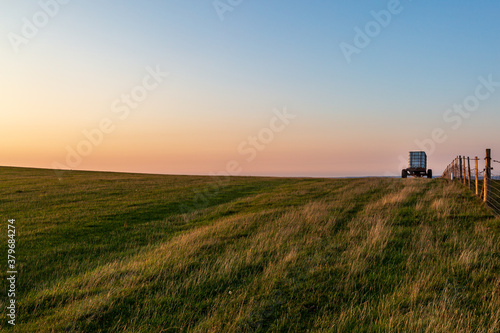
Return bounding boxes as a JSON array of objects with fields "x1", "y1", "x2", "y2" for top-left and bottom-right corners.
[
  {"x1": 475, "y1": 157, "x2": 479, "y2": 196},
  {"x1": 484, "y1": 149, "x2": 491, "y2": 203},
  {"x1": 459, "y1": 156, "x2": 463, "y2": 183},
  {"x1": 468, "y1": 157, "x2": 471, "y2": 189},
  {"x1": 463, "y1": 156, "x2": 467, "y2": 185},
  {"x1": 453, "y1": 160, "x2": 456, "y2": 180}
]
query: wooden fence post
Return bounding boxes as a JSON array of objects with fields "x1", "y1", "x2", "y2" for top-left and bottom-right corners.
[
  {"x1": 453, "y1": 158, "x2": 456, "y2": 180},
  {"x1": 484, "y1": 149, "x2": 491, "y2": 203},
  {"x1": 452, "y1": 159, "x2": 454, "y2": 180},
  {"x1": 475, "y1": 157, "x2": 479, "y2": 196},
  {"x1": 468, "y1": 157, "x2": 471, "y2": 189},
  {"x1": 459, "y1": 156, "x2": 463, "y2": 183},
  {"x1": 463, "y1": 156, "x2": 467, "y2": 185}
]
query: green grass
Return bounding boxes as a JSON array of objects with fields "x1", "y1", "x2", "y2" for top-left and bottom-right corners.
[{"x1": 1, "y1": 166, "x2": 499, "y2": 332}]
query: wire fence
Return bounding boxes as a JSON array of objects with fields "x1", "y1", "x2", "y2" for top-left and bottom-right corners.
[
  {"x1": 489, "y1": 158, "x2": 500, "y2": 215},
  {"x1": 442, "y1": 149, "x2": 499, "y2": 216}
]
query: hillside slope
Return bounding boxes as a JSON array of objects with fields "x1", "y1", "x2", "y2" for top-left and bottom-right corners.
[{"x1": 1, "y1": 167, "x2": 499, "y2": 332}]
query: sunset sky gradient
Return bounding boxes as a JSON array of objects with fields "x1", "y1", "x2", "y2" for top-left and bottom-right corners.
[{"x1": 1, "y1": 1, "x2": 499, "y2": 177}]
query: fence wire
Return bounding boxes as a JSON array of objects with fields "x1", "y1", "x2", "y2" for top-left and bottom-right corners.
[
  {"x1": 442, "y1": 152, "x2": 499, "y2": 216},
  {"x1": 488, "y1": 180, "x2": 500, "y2": 215}
]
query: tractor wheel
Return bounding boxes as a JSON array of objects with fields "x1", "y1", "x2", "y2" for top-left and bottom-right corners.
[
  {"x1": 427, "y1": 169, "x2": 433, "y2": 179},
  {"x1": 402, "y1": 169, "x2": 408, "y2": 178}
]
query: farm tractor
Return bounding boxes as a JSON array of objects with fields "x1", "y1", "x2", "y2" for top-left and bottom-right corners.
[{"x1": 402, "y1": 151, "x2": 432, "y2": 179}]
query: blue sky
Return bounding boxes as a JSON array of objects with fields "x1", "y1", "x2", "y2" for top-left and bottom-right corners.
[{"x1": 1, "y1": 1, "x2": 499, "y2": 176}]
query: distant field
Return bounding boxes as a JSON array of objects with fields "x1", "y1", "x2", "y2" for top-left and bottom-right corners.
[{"x1": 1, "y1": 167, "x2": 499, "y2": 332}]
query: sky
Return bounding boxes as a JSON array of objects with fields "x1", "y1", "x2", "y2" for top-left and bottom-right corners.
[{"x1": 1, "y1": 1, "x2": 499, "y2": 177}]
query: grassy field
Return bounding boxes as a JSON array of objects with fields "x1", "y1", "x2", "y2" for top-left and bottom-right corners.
[{"x1": 1, "y1": 166, "x2": 500, "y2": 332}]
